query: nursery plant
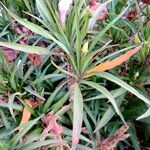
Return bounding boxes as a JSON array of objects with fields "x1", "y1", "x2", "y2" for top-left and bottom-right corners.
[{"x1": 0, "y1": 0, "x2": 150, "y2": 150}]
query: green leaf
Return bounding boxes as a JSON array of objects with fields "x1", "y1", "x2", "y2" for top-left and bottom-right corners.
[
  {"x1": 9, "y1": 115, "x2": 42, "y2": 148},
  {"x1": 33, "y1": 74, "x2": 65, "y2": 85},
  {"x1": 8, "y1": 92, "x2": 24, "y2": 121},
  {"x1": 137, "y1": 108, "x2": 150, "y2": 120},
  {"x1": 0, "y1": 110, "x2": 11, "y2": 130},
  {"x1": 22, "y1": 140, "x2": 66, "y2": 150},
  {"x1": 81, "y1": 41, "x2": 112, "y2": 73},
  {"x1": 128, "y1": 125, "x2": 141, "y2": 150},
  {"x1": 24, "y1": 86, "x2": 45, "y2": 100},
  {"x1": 43, "y1": 81, "x2": 66, "y2": 113},
  {"x1": 0, "y1": 141, "x2": 5, "y2": 150},
  {"x1": 75, "y1": 11, "x2": 81, "y2": 70},
  {"x1": 17, "y1": 133, "x2": 52, "y2": 149},
  {"x1": 23, "y1": 0, "x2": 32, "y2": 12},
  {"x1": 77, "y1": 144, "x2": 93, "y2": 150},
  {"x1": 21, "y1": 65, "x2": 35, "y2": 85},
  {"x1": 36, "y1": 0, "x2": 54, "y2": 25},
  {"x1": 56, "y1": 103, "x2": 73, "y2": 116},
  {"x1": 1, "y1": 4, "x2": 69, "y2": 53},
  {"x1": 95, "y1": 91, "x2": 126, "y2": 132},
  {"x1": 72, "y1": 83, "x2": 84, "y2": 150},
  {"x1": 89, "y1": 5, "x2": 130, "y2": 50},
  {"x1": 85, "y1": 87, "x2": 126, "y2": 101},
  {"x1": 52, "y1": 92, "x2": 69, "y2": 113},
  {"x1": 0, "y1": 42, "x2": 50, "y2": 55},
  {"x1": 0, "y1": 49, "x2": 11, "y2": 73},
  {"x1": 51, "y1": 60, "x2": 77, "y2": 79},
  {"x1": 96, "y1": 72, "x2": 150, "y2": 106},
  {"x1": 64, "y1": 127, "x2": 91, "y2": 144},
  {"x1": 84, "y1": 104, "x2": 96, "y2": 125},
  {"x1": 10, "y1": 64, "x2": 18, "y2": 91},
  {"x1": 0, "y1": 103, "x2": 22, "y2": 111},
  {"x1": 82, "y1": 80, "x2": 125, "y2": 123}
]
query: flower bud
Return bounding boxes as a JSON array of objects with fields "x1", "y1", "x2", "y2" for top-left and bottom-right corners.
[
  {"x1": 58, "y1": 0, "x2": 73, "y2": 25},
  {"x1": 134, "y1": 34, "x2": 141, "y2": 45},
  {"x1": 81, "y1": 42, "x2": 88, "y2": 56}
]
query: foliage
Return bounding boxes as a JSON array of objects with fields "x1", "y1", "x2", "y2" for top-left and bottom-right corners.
[{"x1": 0, "y1": 0, "x2": 150, "y2": 150}]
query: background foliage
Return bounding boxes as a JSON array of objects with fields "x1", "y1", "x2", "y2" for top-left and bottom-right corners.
[{"x1": 0, "y1": 0, "x2": 150, "y2": 149}]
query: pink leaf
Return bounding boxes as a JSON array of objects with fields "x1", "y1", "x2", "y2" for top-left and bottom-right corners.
[
  {"x1": 1, "y1": 47, "x2": 20, "y2": 62},
  {"x1": 0, "y1": 99, "x2": 5, "y2": 103},
  {"x1": 98, "y1": 124, "x2": 130, "y2": 150},
  {"x1": 41, "y1": 112, "x2": 64, "y2": 149},
  {"x1": 88, "y1": 0, "x2": 108, "y2": 20}
]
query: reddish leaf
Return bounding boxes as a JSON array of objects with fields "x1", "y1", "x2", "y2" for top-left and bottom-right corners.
[
  {"x1": 19, "y1": 99, "x2": 33, "y2": 127},
  {"x1": 0, "y1": 99, "x2": 5, "y2": 103},
  {"x1": 88, "y1": 0, "x2": 108, "y2": 20},
  {"x1": 142, "y1": 0, "x2": 150, "y2": 4},
  {"x1": 98, "y1": 124, "x2": 130, "y2": 150},
  {"x1": 28, "y1": 54, "x2": 44, "y2": 67},
  {"x1": 1, "y1": 47, "x2": 20, "y2": 62},
  {"x1": 84, "y1": 45, "x2": 142, "y2": 78},
  {"x1": 20, "y1": 98, "x2": 44, "y2": 128},
  {"x1": 41, "y1": 112, "x2": 64, "y2": 149},
  {"x1": 125, "y1": 10, "x2": 137, "y2": 21}
]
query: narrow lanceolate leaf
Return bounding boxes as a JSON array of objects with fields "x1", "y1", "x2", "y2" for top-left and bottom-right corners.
[
  {"x1": 0, "y1": 42, "x2": 50, "y2": 55},
  {"x1": 72, "y1": 83, "x2": 83, "y2": 150},
  {"x1": 82, "y1": 81, "x2": 125, "y2": 124},
  {"x1": 9, "y1": 115, "x2": 42, "y2": 148},
  {"x1": 8, "y1": 92, "x2": 24, "y2": 121},
  {"x1": 96, "y1": 72, "x2": 150, "y2": 106},
  {"x1": 137, "y1": 108, "x2": 150, "y2": 120},
  {"x1": 84, "y1": 45, "x2": 142, "y2": 78},
  {"x1": 95, "y1": 92, "x2": 126, "y2": 132},
  {"x1": 89, "y1": 5, "x2": 130, "y2": 50},
  {"x1": 88, "y1": 0, "x2": 112, "y2": 30},
  {"x1": 0, "y1": 4, "x2": 69, "y2": 53},
  {"x1": 0, "y1": 110, "x2": 11, "y2": 130},
  {"x1": 19, "y1": 100, "x2": 33, "y2": 128}
]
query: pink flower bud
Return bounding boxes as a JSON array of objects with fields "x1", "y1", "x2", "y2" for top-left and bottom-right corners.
[
  {"x1": 19, "y1": 39, "x2": 26, "y2": 45},
  {"x1": 58, "y1": 0, "x2": 73, "y2": 25},
  {"x1": 0, "y1": 99, "x2": 5, "y2": 103},
  {"x1": 141, "y1": 16, "x2": 145, "y2": 22}
]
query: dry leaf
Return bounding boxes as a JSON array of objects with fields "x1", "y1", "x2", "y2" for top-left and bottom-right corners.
[
  {"x1": 19, "y1": 98, "x2": 44, "y2": 127},
  {"x1": 28, "y1": 54, "x2": 44, "y2": 67},
  {"x1": 125, "y1": 10, "x2": 137, "y2": 21},
  {"x1": 19, "y1": 99, "x2": 33, "y2": 127},
  {"x1": 98, "y1": 124, "x2": 130, "y2": 150},
  {"x1": 84, "y1": 45, "x2": 142, "y2": 78},
  {"x1": 142, "y1": 0, "x2": 150, "y2": 4},
  {"x1": 41, "y1": 112, "x2": 64, "y2": 150},
  {"x1": 1, "y1": 47, "x2": 20, "y2": 62}
]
